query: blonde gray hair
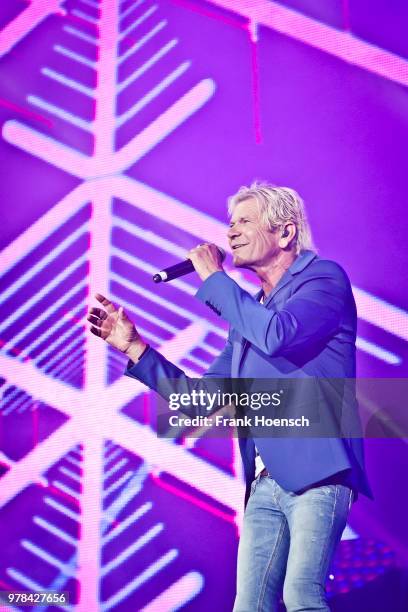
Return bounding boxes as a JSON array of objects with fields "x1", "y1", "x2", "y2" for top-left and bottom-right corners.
[{"x1": 227, "y1": 181, "x2": 316, "y2": 255}]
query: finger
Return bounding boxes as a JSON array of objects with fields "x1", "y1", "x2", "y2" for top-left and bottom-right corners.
[
  {"x1": 88, "y1": 307, "x2": 107, "y2": 318},
  {"x1": 87, "y1": 314, "x2": 102, "y2": 326},
  {"x1": 89, "y1": 326, "x2": 101, "y2": 337},
  {"x1": 187, "y1": 246, "x2": 202, "y2": 258},
  {"x1": 95, "y1": 293, "x2": 116, "y2": 314}
]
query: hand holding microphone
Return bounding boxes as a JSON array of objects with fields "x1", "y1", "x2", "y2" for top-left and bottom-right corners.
[{"x1": 153, "y1": 243, "x2": 226, "y2": 283}]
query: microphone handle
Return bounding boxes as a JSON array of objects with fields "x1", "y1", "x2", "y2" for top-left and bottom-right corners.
[{"x1": 153, "y1": 259, "x2": 195, "y2": 283}]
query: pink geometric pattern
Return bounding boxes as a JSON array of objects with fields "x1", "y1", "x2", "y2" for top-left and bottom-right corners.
[{"x1": 1, "y1": 0, "x2": 407, "y2": 609}]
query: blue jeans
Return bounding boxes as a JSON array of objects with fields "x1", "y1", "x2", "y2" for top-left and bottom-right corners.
[{"x1": 233, "y1": 474, "x2": 354, "y2": 612}]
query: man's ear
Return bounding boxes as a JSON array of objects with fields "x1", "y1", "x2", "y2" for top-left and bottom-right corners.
[{"x1": 279, "y1": 223, "x2": 296, "y2": 248}]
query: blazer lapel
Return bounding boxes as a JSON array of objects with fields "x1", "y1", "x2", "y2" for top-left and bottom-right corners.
[
  {"x1": 235, "y1": 251, "x2": 318, "y2": 373},
  {"x1": 263, "y1": 250, "x2": 318, "y2": 308},
  {"x1": 262, "y1": 269, "x2": 293, "y2": 308}
]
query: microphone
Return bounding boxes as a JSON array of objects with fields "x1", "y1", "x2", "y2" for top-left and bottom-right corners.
[{"x1": 152, "y1": 246, "x2": 226, "y2": 283}]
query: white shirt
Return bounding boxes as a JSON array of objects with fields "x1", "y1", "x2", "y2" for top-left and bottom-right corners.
[{"x1": 255, "y1": 446, "x2": 266, "y2": 476}]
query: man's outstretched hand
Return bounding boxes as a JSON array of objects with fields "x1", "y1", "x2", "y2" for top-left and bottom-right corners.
[{"x1": 87, "y1": 293, "x2": 147, "y2": 362}]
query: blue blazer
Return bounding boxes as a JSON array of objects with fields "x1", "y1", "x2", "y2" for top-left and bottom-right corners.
[{"x1": 125, "y1": 250, "x2": 373, "y2": 505}]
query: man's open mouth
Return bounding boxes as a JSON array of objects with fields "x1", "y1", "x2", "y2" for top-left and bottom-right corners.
[{"x1": 232, "y1": 244, "x2": 248, "y2": 250}]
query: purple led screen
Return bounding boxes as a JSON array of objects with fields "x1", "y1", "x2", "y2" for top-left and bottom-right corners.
[{"x1": 0, "y1": 0, "x2": 408, "y2": 610}]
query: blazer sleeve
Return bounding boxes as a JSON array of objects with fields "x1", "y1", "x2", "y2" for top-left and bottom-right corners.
[
  {"x1": 196, "y1": 263, "x2": 351, "y2": 356},
  {"x1": 202, "y1": 331, "x2": 233, "y2": 378},
  {"x1": 124, "y1": 332, "x2": 233, "y2": 417}
]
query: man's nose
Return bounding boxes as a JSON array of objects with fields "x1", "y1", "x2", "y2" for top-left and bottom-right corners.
[{"x1": 228, "y1": 226, "x2": 240, "y2": 240}]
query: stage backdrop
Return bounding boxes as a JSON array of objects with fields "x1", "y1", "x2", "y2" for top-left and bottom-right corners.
[{"x1": 1, "y1": 1, "x2": 408, "y2": 610}]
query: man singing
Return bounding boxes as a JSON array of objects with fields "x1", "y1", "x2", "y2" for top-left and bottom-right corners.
[{"x1": 88, "y1": 182, "x2": 372, "y2": 611}]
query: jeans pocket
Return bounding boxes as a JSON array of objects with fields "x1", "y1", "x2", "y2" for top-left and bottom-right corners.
[
  {"x1": 250, "y1": 476, "x2": 260, "y2": 496},
  {"x1": 318, "y1": 485, "x2": 354, "y2": 510},
  {"x1": 316, "y1": 484, "x2": 336, "y2": 496}
]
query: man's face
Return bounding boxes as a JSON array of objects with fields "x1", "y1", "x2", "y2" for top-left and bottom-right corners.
[{"x1": 227, "y1": 198, "x2": 280, "y2": 269}]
